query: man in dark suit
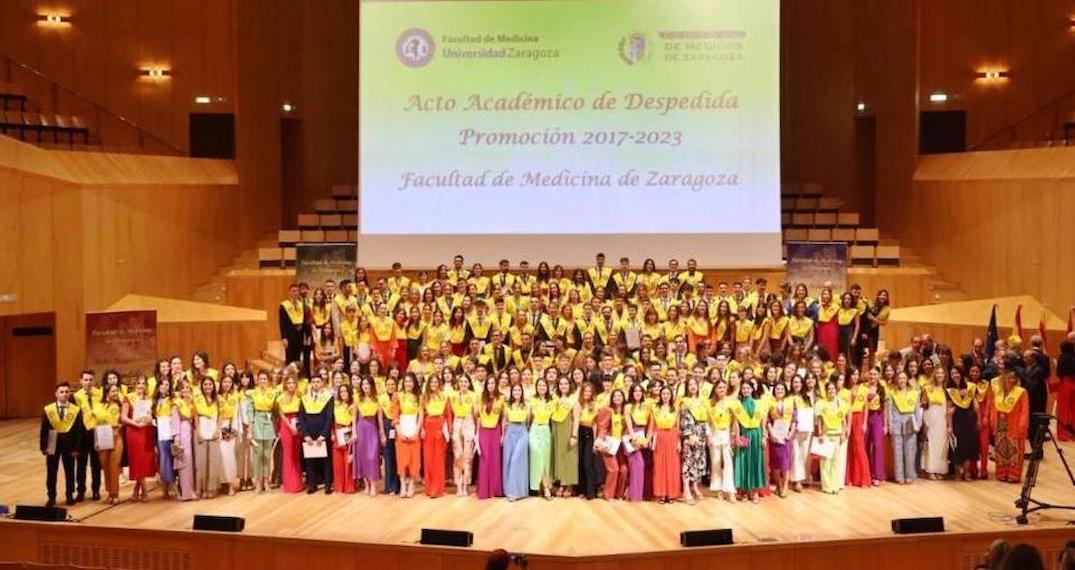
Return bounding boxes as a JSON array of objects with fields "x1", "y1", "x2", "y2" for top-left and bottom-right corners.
[
  {"x1": 40, "y1": 382, "x2": 87, "y2": 507},
  {"x1": 298, "y1": 375, "x2": 334, "y2": 494},
  {"x1": 1021, "y1": 349, "x2": 1050, "y2": 455},
  {"x1": 278, "y1": 283, "x2": 310, "y2": 376}
]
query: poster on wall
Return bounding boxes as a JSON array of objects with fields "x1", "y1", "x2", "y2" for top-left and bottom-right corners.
[
  {"x1": 296, "y1": 243, "x2": 357, "y2": 286},
  {"x1": 785, "y1": 241, "x2": 848, "y2": 295},
  {"x1": 85, "y1": 310, "x2": 158, "y2": 379}
]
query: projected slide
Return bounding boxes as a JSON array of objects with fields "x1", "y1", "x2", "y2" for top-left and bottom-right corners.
[{"x1": 359, "y1": 0, "x2": 781, "y2": 266}]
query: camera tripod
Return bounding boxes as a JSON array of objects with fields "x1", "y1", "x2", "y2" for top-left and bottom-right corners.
[{"x1": 1014, "y1": 414, "x2": 1075, "y2": 525}]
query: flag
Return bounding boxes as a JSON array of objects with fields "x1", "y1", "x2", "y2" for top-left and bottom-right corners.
[
  {"x1": 1014, "y1": 303, "x2": 1023, "y2": 339},
  {"x1": 1068, "y1": 307, "x2": 1074, "y2": 336},
  {"x1": 1038, "y1": 311, "x2": 1048, "y2": 352},
  {"x1": 985, "y1": 304, "x2": 999, "y2": 360}
]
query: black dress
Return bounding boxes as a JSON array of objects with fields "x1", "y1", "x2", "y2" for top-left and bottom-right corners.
[{"x1": 949, "y1": 391, "x2": 979, "y2": 463}]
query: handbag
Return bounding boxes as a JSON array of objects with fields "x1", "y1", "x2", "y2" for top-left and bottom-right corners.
[{"x1": 170, "y1": 442, "x2": 184, "y2": 460}]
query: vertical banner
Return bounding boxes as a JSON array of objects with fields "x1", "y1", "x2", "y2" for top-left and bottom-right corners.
[
  {"x1": 785, "y1": 241, "x2": 848, "y2": 295},
  {"x1": 296, "y1": 243, "x2": 358, "y2": 286},
  {"x1": 85, "y1": 310, "x2": 158, "y2": 378}
]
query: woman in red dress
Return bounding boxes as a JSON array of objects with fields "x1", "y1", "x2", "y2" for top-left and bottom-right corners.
[
  {"x1": 276, "y1": 375, "x2": 304, "y2": 493},
  {"x1": 815, "y1": 288, "x2": 839, "y2": 359},
  {"x1": 648, "y1": 384, "x2": 682, "y2": 503},
  {"x1": 121, "y1": 376, "x2": 157, "y2": 501},
  {"x1": 421, "y1": 373, "x2": 452, "y2": 498}
]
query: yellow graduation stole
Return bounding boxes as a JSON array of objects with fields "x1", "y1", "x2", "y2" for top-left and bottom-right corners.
[
  {"x1": 371, "y1": 315, "x2": 395, "y2": 341},
  {"x1": 301, "y1": 390, "x2": 332, "y2": 414},
  {"x1": 891, "y1": 388, "x2": 918, "y2": 414},
  {"x1": 44, "y1": 403, "x2": 77, "y2": 433},
  {"x1": 277, "y1": 393, "x2": 301, "y2": 414},
  {"x1": 93, "y1": 402, "x2": 122, "y2": 426},
  {"x1": 252, "y1": 388, "x2": 277, "y2": 412},
  {"x1": 925, "y1": 384, "x2": 947, "y2": 406},
  {"x1": 155, "y1": 398, "x2": 173, "y2": 419},
  {"x1": 194, "y1": 395, "x2": 219, "y2": 419},
  {"x1": 334, "y1": 402, "x2": 354, "y2": 426},
  {"x1": 817, "y1": 399, "x2": 847, "y2": 431},
  {"x1": 424, "y1": 393, "x2": 448, "y2": 416},
  {"x1": 281, "y1": 300, "x2": 304, "y2": 325},
  {"x1": 947, "y1": 385, "x2": 975, "y2": 410},
  {"x1": 992, "y1": 384, "x2": 1025, "y2": 414},
  {"x1": 175, "y1": 398, "x2": 194, "y2": 420},
  {"x1": 734, "y1": 399, "x2": 765, "y2": 429}
]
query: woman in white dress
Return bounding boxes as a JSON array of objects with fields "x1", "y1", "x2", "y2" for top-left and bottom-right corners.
[{"x1": 921, "y1": 367, "x2": 950, "y2": 479}]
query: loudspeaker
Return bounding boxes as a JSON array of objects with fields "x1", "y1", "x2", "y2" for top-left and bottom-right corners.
[
  {"x1": 14, "y1": 505, "x2": 68, "y2": 522},
  {"x1": 891, "y1": 517, "x2": 945, "y2": 534},
  {"x1": 193, "y1": 515, "x2": 245, "y2": 533},
  {"x1": 419, "y1": 528, "x2": 473, "y2": 547},
  {"x1": 680, "y1": 528, "x2": 734, "y2": 547}
]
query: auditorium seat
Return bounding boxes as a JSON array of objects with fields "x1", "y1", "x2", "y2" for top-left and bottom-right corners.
[
  {"x1": 855, "y1": 228, "x2": 880, "y2": 245},
  {"x1": 781, "y1": 212, "x2": 792, "y2": 226},
  {"x1": 314, "y1": 199, "x2": 337, "y2": 214},
  {"x1": 806, "y1": 228, "x2": 831, "y2": 241},
  {"x1": 347, "y1": 230, "x2": 358, "y2": 241},
  {"x1": 790, "y1": 212, "x2": 814, "y2": 227},
  {"x1": 816, "y1": 197, "x2": 841, "y2": 213},
  {"x1": 282, "y1": 247, "x2": 297, "y2": 267},
  {"x1": 836, "y1": 212, "x2": 861, "y2": 227},
  {"x1": 850, "y1": 245, "x2": 876, "y2": 266},
  {"x1": 258, "y1": 247, "x2": 283, "y2": 268},
  {"x1": 875, "y1": 244, "x2": 900, "y2": 266},
  {"x1": 331, "y1": 184, "x2": 357, "y2": 198},
  {"x1": 325, "y1": 230, "x2": 349, "y2": 242},
  {"x1": 0, "y1": 81, "x2": 28, "y2": 111},
  {"x1": 813, "y1": 212, "x2": 837, "y2": 227},
  {"x1": 300, "y1": 230, "x2": 326, "y2": 242},
  {"x1": 297, "y1": 214, "x2": 320, "y2": 229},
  {"x1": 337, "y1": 198, "x2": 358, "y2": 211},
  {"x1": 780, "y1": 197, "x2": 795, "y2": 211},
  {"x1": 277, "y1": 230, "x2": 301, "y2": 246},
  {"x1": 795, "y1": 196, "x2": 819, "y2": 211},
  {"x1": 341, "y1": 214, "x2": 358, "y2": 227},
  {"x1": 830, "y1": 228, "x2": 856, "y2": 242},
  {"x1": 783, "y1": 228, "x2": 808, "y2": 242},
  {"x1": 320, "y1": 214, "x2": 343, "y2": 229}
]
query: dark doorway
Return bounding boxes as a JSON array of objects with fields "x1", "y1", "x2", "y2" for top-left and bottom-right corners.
[
  {"x1": 919, "y1": 110, "x2": 966, "y2": 154},
  {"x1": 281, "y1": 117, "x2": 304, "y2": 227},
  {"x1": 189, "y1": 113, "x2": 236, "y2": 159},
  {"x1": 1, "y1": 312, "x2": 56, "y2": 418}
]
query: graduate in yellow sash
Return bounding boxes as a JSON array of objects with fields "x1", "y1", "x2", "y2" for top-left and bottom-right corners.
[{"x1": 40, "y1": 382, "x2": 87, "y2": 507}]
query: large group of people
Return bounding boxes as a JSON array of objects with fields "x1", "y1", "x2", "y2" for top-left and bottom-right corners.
[{"x1": 39, "y1": 253, "x2": 1075, "y2": 508}]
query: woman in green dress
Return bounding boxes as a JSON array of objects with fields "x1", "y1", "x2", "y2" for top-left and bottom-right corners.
[
  {"x1": 550, "y1": 372, "x2": 579, "y2": 496},
  {"x1": 528, "y1": 377, "x2": 555, "y2": 499},
  {"x1": 733, "y1": 380, "x2": 767, "y2": 503}
]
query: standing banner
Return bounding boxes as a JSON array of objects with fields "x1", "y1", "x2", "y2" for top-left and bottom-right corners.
[
  {"x1": 296, "y1": 243, "x2": 358, "y2": 286},
  {"x1": 85, "y1": 310, "x2": 158, "y2": 378},
  {"x1": 785, "y1": 241, "x2": 848, "y2": 295}
]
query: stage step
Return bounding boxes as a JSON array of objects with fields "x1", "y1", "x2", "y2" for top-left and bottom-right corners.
[{"x1": 929, "y1": 277, "x2": 971, "y2": 304}]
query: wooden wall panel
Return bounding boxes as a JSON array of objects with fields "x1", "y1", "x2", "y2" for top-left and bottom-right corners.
[
  {"x1": 0, "y1": 0, "x2": 238, "y2": 152},
  {"x1": 0, "y1": 522, "x2": 1073, "y2": 570},
  {"x1": 906, "y1": 148, "x2": 1075, "y2": 314},
  {"x1": 0, "y1": 138, "x2": 244, "y2": 379},
  {"x1": 919, "y1": 0, "x2": 1075, "y2": 148}
]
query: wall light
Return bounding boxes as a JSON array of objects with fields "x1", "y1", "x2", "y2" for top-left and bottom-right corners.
[
  {"x1": 37, "y1": 13, "x2": 71, "y2": 26},
  {"x1": 928, "y1": 92, "x2": 949, "y2": 104},
  {"x1": 140, "y1": 68, "x2": 171, "y2": 78},
  {"x1": 976, "y1": 70, "x2": 1009, "y2": 81},
  {"x1": 194, "y1": 96, "x2": 212, "y2": 104},
  {"x1": 855, "y1": 102, "x2": 867, "y2": 112},
  {"x1": 281, "y1": 102, "x2": 295, "y2": 113}
]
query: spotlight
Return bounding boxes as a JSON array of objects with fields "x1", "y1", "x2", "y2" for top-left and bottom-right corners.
[
  {"x1": 37, "y1": 13, "x2": 70, "y2": 26},
  {"x1": 976, "y1": 70, "x2": 1009, "y2": 80},
  {"x1": 928, "y1": 92, "x2": 948, "y2": 104}
]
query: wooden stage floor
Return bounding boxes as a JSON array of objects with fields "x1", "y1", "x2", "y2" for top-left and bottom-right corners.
[{"x1": 2, "y1": 419, "x2": 1073, "y2": 557}]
